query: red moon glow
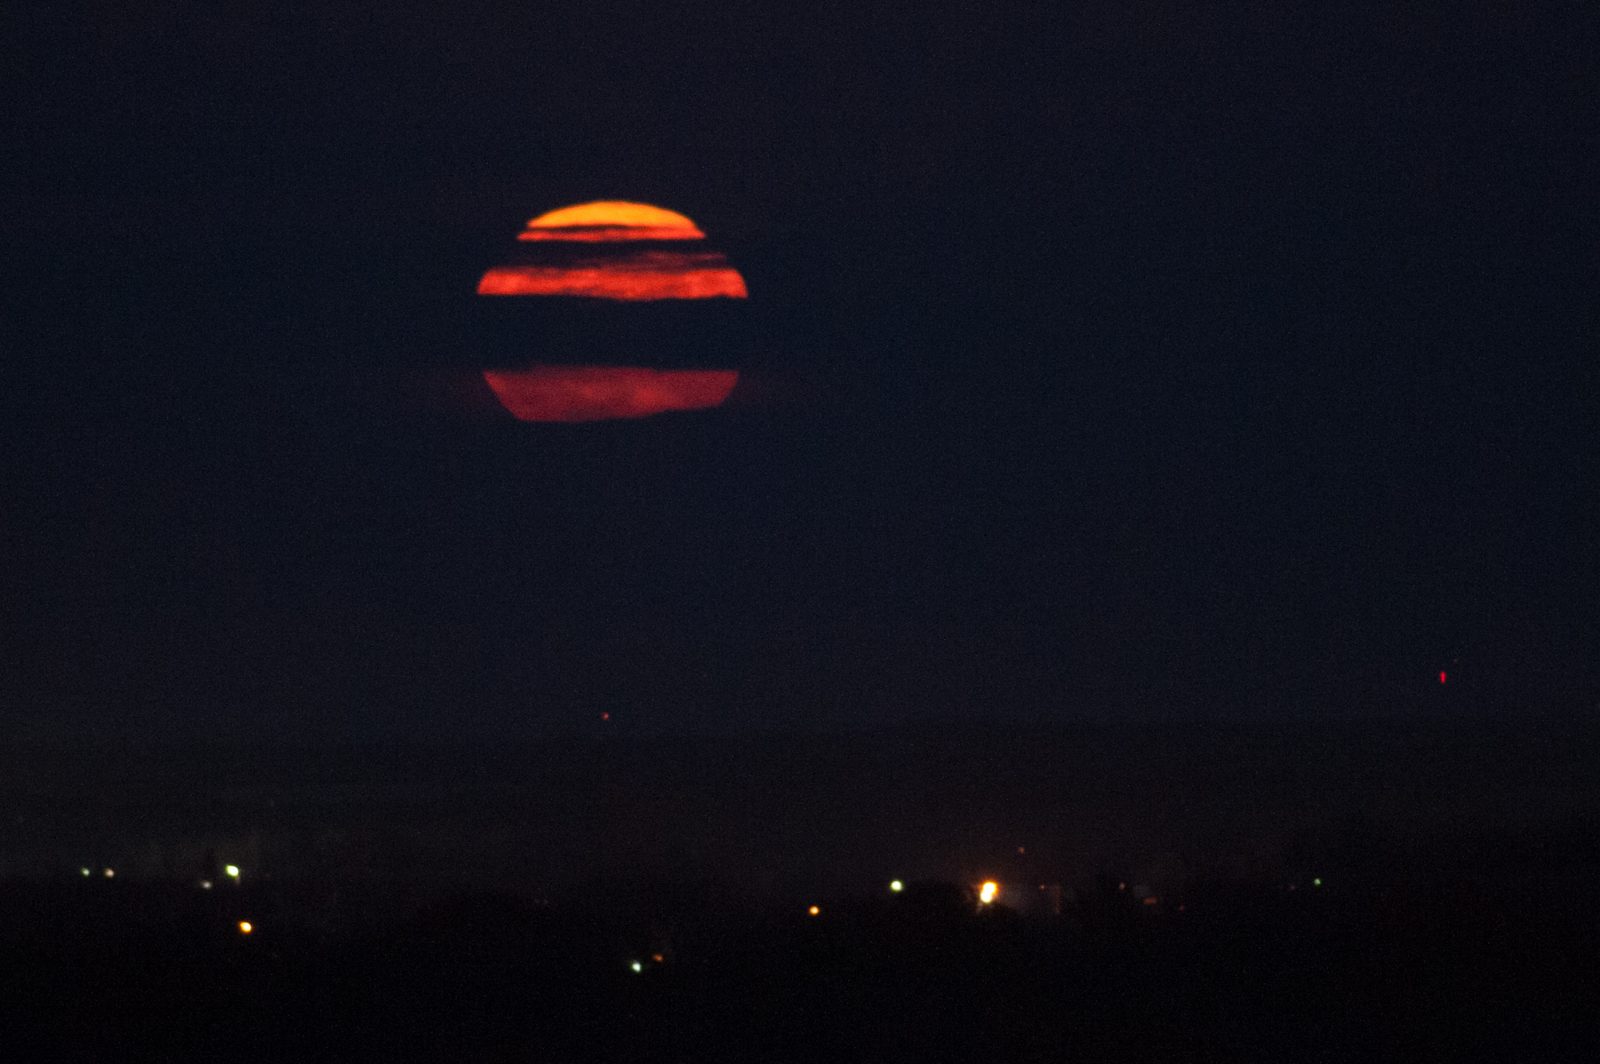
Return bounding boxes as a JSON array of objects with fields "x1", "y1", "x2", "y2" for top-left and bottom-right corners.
[
  {"x1": 477, "y1": 250, "x2": 748, "y2": 301},
  {"x1": 479, "y1": 201, "x2": 743, "y2": 421},
  {"x1": 483, "y1": 367, "x2": 738, "y2": 422}
]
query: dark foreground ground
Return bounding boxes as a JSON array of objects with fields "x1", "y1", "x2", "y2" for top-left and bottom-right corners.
[{"x1": 3, "y1": 875, "x2": 1595, "y2": 1063}]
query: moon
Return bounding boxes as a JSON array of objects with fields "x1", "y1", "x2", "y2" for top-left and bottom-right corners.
[
  {"x1": 515, "y1": 200, "x2": 707, "y2": 243},
  {"x1": 477, "y1": 250, "x2": 748, "y2": 301},
  {"x1": 482, "y1": 366, "x2": 739, "y2": 422},
  {"x1": 477, "y1": 201, "x2": 747, "y2": 301},
  {"x1": 477, "y1": 201, "x2": 746, "y2": 422}
]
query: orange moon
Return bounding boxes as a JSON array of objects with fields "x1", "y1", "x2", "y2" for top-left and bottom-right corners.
[
  {"x1": 478, "y1": 201, "x2": 745, "y2": 422},
  {"x1": 515, "y1": 200, "x2": 707, "y2": 243}
]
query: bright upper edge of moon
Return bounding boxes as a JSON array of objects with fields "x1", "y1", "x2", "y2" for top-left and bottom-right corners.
[{"x1": 520, "y1": 200, "x2": 706, "y2": 241}]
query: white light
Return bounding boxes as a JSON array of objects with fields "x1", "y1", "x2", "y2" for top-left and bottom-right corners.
[
  {"x1": 103, "y1": 868, "x2": 115, "y2": 879},
  {"x1": 199, "y1": 879, "x2": 213, "y2": 890},
  {"x1": 978, "y1": 880, "x2": 999, "y2": 905},
  {"x1": 629, "y1": 960, "x2": 644, "y2": 973},
  {"x1": 224, "y1": 864, "x2": 240, "y2": 879},
  {"x1": 79, "y1": 867, "x2": 91, "y2": 877},
  {"x1": 889, "y1": 879, "x2": 904, "y2": 893}
]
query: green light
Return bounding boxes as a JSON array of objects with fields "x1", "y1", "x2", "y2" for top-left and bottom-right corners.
[
  {"x1": 889, "y1": 879, "x2": 904, "y2": 893},
  {"x1": 1313, "y1": 877, "x2": 1323, "y2": 888},
  {"x1": 224, "y1": 864, "x2": 240, "y2": 879},
  {"x1": 629, "y1": 960, "x2": 644, "y2": 973}
]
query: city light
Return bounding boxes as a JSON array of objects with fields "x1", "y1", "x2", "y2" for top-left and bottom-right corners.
[
  {"x1": 79, "y1": 867, "x2": 90, "y2": 877},
  {"x1": 978, "y1": 881, "x2": 1000, "y2": 905},
  {"x1": 807, "y1": 904, "x2": 821, "y2": 917},
  {"x1": 103, "y1": 868, "x2": 115, "y2": 879},
  {"x1": 237, "y1": 920, "x2": 253, "y2": 935},
  {"x1": 889, "y1": 879, "x2": 904, "y2": 893},
  {"x1": 224, "y1": 864, "x2": 240, "y2": 880},
  {"x1": 199, "y1": 879, "x2": 213, "y2": 890},
  {"x1": 629, "y1": 960, "x2": 644, "y2": 973}
]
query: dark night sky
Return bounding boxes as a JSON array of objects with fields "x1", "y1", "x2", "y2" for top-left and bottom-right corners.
[{"x1": 2, "y1": 2, "x2": 1595, "y2": 745}]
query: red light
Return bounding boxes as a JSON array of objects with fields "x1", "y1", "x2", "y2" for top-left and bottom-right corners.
[
  {"x1": 483, "y1": 366, "x2": 738, "y2": 422},
  {"x1": 1439, "y1": 670, "x2": 1448, "y2": 685},
  {"x1": 600, "y1": 712, "x2": 611, "y2": 722},
  {"x1": 476, "y1": 251, "x2": 747, "y2": 301}
]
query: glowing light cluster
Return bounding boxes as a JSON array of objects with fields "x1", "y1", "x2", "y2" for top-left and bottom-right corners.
[{"x1": 978, "y1": 881, "x2": 1000, "y2": 905}]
